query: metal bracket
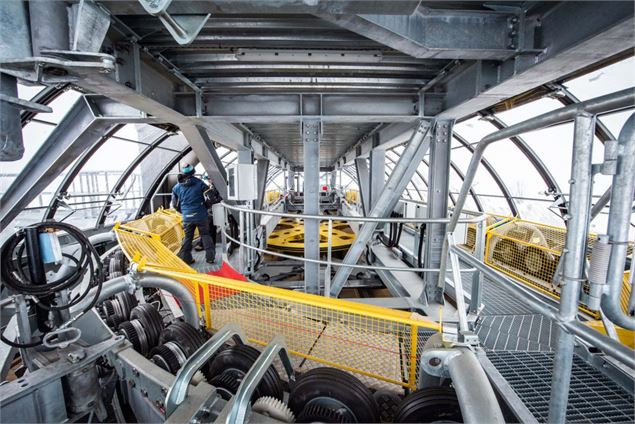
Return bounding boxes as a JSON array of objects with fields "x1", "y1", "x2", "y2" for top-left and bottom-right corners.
[
  {"x1": 165, "y1": 323, "x2": 246, "y2": 416},
  {"x1": 419, "y1": 348, "x2": 462, "y2": 378},
  {"x1": 42, "y1": 327, "x2": 82, "y2": 349},
  {"x1": 138, "y1": 0, "x2": 211, "y2": 46},
  {"x1": 0, "y1": 50, "x2": 114, "y2": 84}
]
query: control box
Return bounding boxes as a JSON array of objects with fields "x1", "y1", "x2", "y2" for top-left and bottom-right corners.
[{"x1": 227, "y1": 163, "x2": 257, "y2": 201}]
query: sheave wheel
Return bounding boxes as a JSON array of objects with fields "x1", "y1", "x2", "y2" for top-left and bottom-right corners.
[
  {"x1": 207, "y1": 344, "x2": 284, "y2": 401},
  {"x1": 288, "y1": 367, "x2": 379, "y2": 423},
  {"x1": 394, "y1": 387, "x2": 462, "y2": 423}
]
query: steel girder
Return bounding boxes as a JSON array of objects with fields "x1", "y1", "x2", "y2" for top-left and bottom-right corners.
[
  {"x1": 436, "y1": 1, "x2": 635, "y2": 119},
  {"x1": 100, "y1": 1, "x2": 422, "y2": 16},
  {"x1": 354, "y1": 158, "x2": 371, "y2": 216},
  {"x1": 0, "y1": 96, "x2": 147, "y2": 229},
  {"x1": 422, "y1": 121, "x2": 453, "y2": 305},
  {"x1": 193, "y1": 94, "x2": 422, "y2": 123},
  {"x1": 330, "y1": 120, "x2": 433, "y2": 296},
  {"x1": 255, "y1": 159, "x2": 270, "y2": 224},
  {"x1": 318, "y1": 7, "x2": 518, "y2": 60},
  {"x1": 302, "y1": 119, "x2": 321, "y2": 293}
]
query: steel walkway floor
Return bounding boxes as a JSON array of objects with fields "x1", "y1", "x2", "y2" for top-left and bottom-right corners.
[{"x1": 460, "y1": 271, "x2": 634, "y2": 423}]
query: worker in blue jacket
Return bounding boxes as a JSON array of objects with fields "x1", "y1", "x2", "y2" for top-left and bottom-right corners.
[{"x1": 171, "y1": 164, "x2": 215, "y2": 264}]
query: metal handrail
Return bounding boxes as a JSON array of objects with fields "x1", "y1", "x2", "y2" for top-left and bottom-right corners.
[
  {"x1": 165, "y1": 324, "x2": 246, "y2": 416},
  {"x1": 223, "y1": 228, "x2": 476, "y2": 274},
  {"x1": 218, "y1": 335, "x2": 295, "y2": 424},
  {"x1": 221, "y1": 201, "x2": 487, "y2": 224}
]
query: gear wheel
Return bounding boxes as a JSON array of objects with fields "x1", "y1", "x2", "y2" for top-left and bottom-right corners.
[
  {"x1": 192, "y1": 370, "x2": 206, "y2": 386},
  {"x1": 210, "y1": 369, "x2": 242, "y2": 400},
  {"x1": 296, "y1": 404, "x2": 351, "y2": 423},
  {"x1": 252, "y1": 396, "x2": 295, "y2": 423}
]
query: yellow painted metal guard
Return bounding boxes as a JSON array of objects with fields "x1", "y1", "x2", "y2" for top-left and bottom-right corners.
[{"x1": 115, "y1": 210, "x2": 439, "y2": 390}]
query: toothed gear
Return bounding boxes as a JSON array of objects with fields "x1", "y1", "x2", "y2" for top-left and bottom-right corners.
[
  {"x1": 296, "y1": 404, "x2": 351, "y2": 423},
  {"x1": 130, "y1": 303, "x2": 163, "y2": 347},
  {"x1": 118, "y1": 321, "x2": 141, "y2": 352},
  {"x1": 252, "y1": 396, "x2": 295, "y2": 423},
  {"x1": 150, "y1": 344, "x2": 181, "y2": 373},
  {"x1": 210, "y1": 369, "x2": 242, "y2": 400},
  {"x1": 192, "y1": 370, "x2": 206, "y2": 385}
]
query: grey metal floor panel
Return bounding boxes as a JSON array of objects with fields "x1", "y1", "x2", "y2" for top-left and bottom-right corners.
[
  {"x1": 487, "y1": 351, "x2": 634, "y2": 423},
  {"x1": 476, "y1": 314, "x2": 556, "y2": 351},
  {"x1": 461, "y1": 270, "x2": 536, "y2": 316}
]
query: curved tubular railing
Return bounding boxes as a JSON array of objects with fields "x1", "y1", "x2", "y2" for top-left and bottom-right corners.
[
  {"x1": 221, "y1": 202, "x2": 482, "y2": 293},
  {"x1": 222, "y1": 201, "x2": 486, "y2": 224},
  {"x1": 438, "y1": 89, "x2": 635, "y2": 424}
]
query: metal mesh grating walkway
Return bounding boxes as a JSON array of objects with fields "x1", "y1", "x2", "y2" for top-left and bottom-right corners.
[
  {"x1": 487, "y1": 351, "x2": 634, "y2": 423},
  {"x1": 476, "y1": 314, "x2": 557, "y2": 351}
]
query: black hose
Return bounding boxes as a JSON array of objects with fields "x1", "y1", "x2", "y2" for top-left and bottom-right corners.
[
  {"x1": 0, "y1": 222, "x2": 104, "y2": 348},
  {"x1": 417, "y1": 224, "x2": 427, "y2": 276}
]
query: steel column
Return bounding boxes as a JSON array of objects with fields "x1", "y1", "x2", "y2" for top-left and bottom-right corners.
[
  {"x1": 287, "y1": 169, "x2": 295, "y2": 191},
  {"x1": 255, "y1": 159, "x2": 270, "y2": 224},
  {"x1": 421, "y1": 121, "x2": 453, "y2": 304},
  {"x1": 330, "y1": 120, "x2": 432, "y2": 297},
  {"x1": 354, "y1": 158, "x2": 370, "y2": 216},
  {"x1": 303, "y1": 119, "x2": 321, "y2": 294},
  {"x1": 369, "y1": 145, "x2": 386, "y2": 210},
  {"x1": 548, "y1": 113, "x2": 595, "y2": 423}
]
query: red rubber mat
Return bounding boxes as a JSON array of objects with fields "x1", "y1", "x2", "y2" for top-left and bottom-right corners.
[{"x1": 207, "y1": 261, "x2": 247, "y2": 281}]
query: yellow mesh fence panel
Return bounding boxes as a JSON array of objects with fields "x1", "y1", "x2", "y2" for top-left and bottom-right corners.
[
  {"x1": 115, "y1": 211, "x2": 440, "y2": 390},
  {"x1": 484, "y1": 218, "x2": 633, "y2": 317}
]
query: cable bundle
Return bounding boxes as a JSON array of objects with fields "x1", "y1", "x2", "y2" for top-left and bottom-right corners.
[{"x1": 0, "y1": 222, "x2": 104, "y2": 347}]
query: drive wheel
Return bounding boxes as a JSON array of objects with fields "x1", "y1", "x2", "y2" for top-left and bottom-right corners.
[
  {"x1": 130, "y1": 303, "x2": 163, "y2": 348},
  {"x1": 159, "y1": 322, "x2": 205, "y2": 356},
  {"x1": 523, "y1": 247, "x2": 549, "y2": 278},
  {"x1": 207, "y1": 344, "x2": 284, "y2": 401},
  {"x1": 288, "y1": 367, "x2": 379, "y2": 423},
  {"x1": 394, "y1": 387, "x2": 462, "y2": 423},
  {"x1": 492, "y1": 239, "x2": 520, "y2": 264}
]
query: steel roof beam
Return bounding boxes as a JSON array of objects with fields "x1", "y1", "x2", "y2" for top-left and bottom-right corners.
[
  {"x1": 184, "y1": 93, "x2": 422, "y2": 124},
  {"x1": 437, "y1": 1, "x2": 634, "y2": 119},
  {"x1": 318, "y1": 7, "x2": 518, "y2": 60},
  {"x1": 99, "y1": 1, "x2": 421, "y2": 16}
]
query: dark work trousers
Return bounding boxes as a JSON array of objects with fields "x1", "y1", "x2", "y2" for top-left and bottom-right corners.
[
  {"x1": 179, "y1": 220, "x2": 215, "y2": 262},
  {"x1": 194, "y1": 214, "x2": 216, "y2": 249}
]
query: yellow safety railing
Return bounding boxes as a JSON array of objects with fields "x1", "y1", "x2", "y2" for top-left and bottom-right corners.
[
  {"x1": 115, "y1": 210, "x2": 440, "y2": 390},
  {"x1": 484, "y1": 217, "x2": 633, "y2": 318}
]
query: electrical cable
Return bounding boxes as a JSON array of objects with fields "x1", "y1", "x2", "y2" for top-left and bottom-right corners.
[{"x1": 0, "y1": 222, "x2": 104, "y2": 348}]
